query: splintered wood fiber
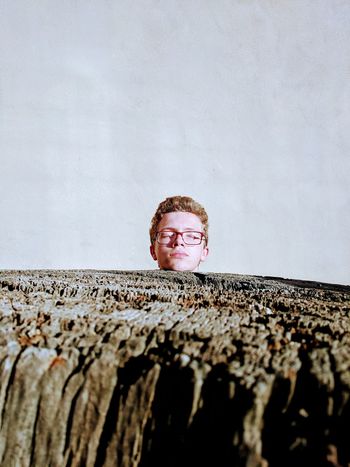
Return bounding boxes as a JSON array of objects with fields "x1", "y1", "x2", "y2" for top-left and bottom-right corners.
[{"x1": 0, "y1": 270, "x2": 349, "y2": 467}]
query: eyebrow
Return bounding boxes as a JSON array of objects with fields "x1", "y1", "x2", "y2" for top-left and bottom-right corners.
[{"x1": 160, "y1": 227, "x2": 201, "y2": 231}]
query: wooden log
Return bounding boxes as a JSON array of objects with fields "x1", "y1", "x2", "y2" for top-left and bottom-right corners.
[{"x1": 0, "y1": 270, "x2": 349, "y2": 466}]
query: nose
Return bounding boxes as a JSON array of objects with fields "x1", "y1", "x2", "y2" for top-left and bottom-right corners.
[{"x1": 173, "y1": 232, "x2": 185, "y2": 246}]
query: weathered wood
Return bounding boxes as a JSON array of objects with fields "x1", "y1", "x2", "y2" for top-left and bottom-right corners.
[{"x1": 0, "y1": 270, "x2": 349, "y2": 467}]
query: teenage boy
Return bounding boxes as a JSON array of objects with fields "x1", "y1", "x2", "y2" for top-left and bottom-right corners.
[{"x1": 150, "y1": 196, "x2": 209, "y2": 272}]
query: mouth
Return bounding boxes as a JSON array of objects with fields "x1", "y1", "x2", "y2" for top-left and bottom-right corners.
[{"x1": 170, "y1": 252, "x2": 189, "y2": 258}]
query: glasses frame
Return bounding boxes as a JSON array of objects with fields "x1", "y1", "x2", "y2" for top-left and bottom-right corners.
[{"x1": 156, "y1": 230, "x2": 206, "y2": 246}]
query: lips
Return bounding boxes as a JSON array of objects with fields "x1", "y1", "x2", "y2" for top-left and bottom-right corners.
[{"x1": 170, "y1": 252, "x2": 188, "y2": 258}]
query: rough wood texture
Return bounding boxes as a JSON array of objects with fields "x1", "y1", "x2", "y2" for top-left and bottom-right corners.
[{"x1": 0, "y1": 270, "x2": 349, "y2": 467}]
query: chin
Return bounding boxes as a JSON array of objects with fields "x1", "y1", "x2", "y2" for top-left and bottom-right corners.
[
  {"x1": 158, "y1": 257, "x2": 200, "y2": 272},
  {"x1": 168, "y1": 262, "x2": 198, "y2": 272}
]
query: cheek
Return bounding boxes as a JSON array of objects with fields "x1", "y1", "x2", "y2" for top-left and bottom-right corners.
[
  {"x1": 188, "y1": 247, "x2": 204, "y2": 262},
  {"x1": 156, "y1": 246, "x2": 171, "y2": 262}
]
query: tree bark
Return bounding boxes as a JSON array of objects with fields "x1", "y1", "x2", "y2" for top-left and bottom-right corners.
[{"x1": 0, "y1": 270, "x2": 349, "y2": 467}]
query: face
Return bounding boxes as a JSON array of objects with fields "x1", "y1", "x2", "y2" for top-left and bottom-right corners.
[{"x1": 150, "y1": 211, "x2": 209, "y2": 272}]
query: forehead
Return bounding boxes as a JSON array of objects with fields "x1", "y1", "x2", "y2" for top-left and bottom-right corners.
[{"x1": 158, "y1": 211, "x2": 203, "y2": 231}]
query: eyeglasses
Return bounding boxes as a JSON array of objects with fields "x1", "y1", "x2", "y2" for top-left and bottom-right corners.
[{"x1": 156, "y1": 230, "x2": 205, "y2": 246}]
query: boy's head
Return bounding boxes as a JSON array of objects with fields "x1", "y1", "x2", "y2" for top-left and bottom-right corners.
[{"x1": 150, "y1": 196, "x2": 209, "y2": 272}]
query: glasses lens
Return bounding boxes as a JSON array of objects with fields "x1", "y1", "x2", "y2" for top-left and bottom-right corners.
[
  {"x1": 183, "y1": 232, "x2": 202, "y2": 245},
  {"x1": 157, "y1": 232, "x2": 175, "y2": 244}
]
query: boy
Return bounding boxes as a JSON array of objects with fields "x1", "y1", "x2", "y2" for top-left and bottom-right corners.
[{"x1": 150, "y1": 196, "x2": 209, "y2": 272}]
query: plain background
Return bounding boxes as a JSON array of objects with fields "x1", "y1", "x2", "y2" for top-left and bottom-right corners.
[{"x1": 0, "y1": 1, "x2": 349, "y2": 284}]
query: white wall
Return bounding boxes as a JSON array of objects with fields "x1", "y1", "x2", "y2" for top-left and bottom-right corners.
[{"x1": 0, "y1": 0, "x2": 349, "y2": 284}]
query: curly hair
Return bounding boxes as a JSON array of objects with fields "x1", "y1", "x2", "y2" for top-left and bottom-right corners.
[{"x1": 150, "y1": 196, "x2": 209, "y2": 245}]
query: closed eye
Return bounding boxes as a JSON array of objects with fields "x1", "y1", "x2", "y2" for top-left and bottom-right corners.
[
  {"x1": 158, "y1": 232, "x2": 176, "y2": 239},
  {"x1": 185, "y1": 233, "x2": 201, "y2": 240}
]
